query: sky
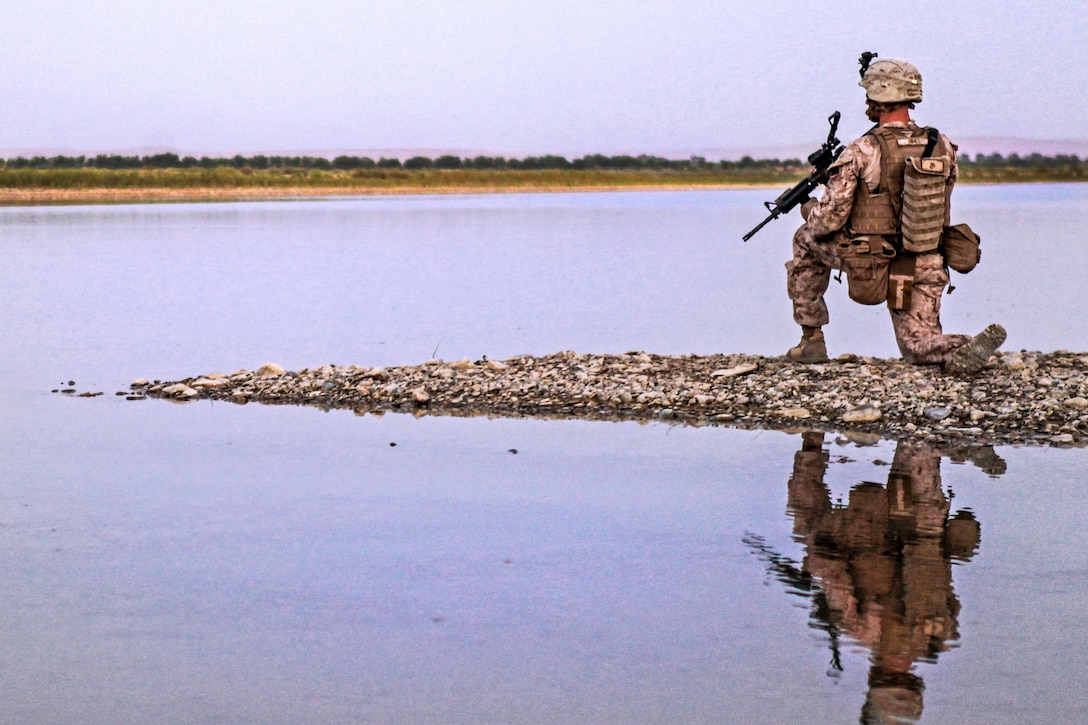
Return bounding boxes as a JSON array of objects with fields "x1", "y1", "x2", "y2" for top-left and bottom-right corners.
[{"x1": 2, "y1": 0, "x2": 1086, "y2": 159}]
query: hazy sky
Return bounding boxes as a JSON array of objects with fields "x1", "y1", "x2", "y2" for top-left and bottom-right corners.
[{"x1": 2, "y1": 0, "x2": 1085, "y2": 157}]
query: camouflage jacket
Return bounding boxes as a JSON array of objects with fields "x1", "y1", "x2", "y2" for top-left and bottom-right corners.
[{"x1": 806, "y1": 121, "x2": 958, "y2": 239}]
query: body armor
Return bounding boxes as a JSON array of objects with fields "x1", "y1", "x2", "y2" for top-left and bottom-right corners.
[{"x1": 847, "y1": 125, "x2": 952, "y2": 253}]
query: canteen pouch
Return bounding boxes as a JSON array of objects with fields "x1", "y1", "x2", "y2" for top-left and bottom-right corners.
[
  {"x1": 941, "y1": 223, "x2": 981, "y2": 273},
  {"x1": 887, "y1": 254, "x2": 917, "y2": 311},
  {"x1": 901, "y1": 155, "x2": 951, "y2": 253},
  {"x1": 837, "y1": 235, "x2": 896, "y2": 305}
]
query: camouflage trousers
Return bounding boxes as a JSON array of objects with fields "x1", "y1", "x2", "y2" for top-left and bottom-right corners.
[{"x1": 786, "y1": 223, "x2": 971, "y2": 364}]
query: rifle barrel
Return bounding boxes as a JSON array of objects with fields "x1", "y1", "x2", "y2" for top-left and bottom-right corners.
[{"x1": 742, "y1": 208, "x2": 780, "y2": 242}]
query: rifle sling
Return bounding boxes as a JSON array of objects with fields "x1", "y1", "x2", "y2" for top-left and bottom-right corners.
[{"x1": 922, "y1": 127, "x2": 939, "y2": 159}]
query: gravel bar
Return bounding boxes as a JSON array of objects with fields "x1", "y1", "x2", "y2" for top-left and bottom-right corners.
[{"x1": 139, "y1": 349, "x2": 1088, "y2": 447}]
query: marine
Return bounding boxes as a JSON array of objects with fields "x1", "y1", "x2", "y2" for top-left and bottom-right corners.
[{"x1": 785, "y1": 57, "x2": 1005, "y2": 374}]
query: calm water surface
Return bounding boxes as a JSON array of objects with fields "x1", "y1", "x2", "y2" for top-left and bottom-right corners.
[{"x1": 2, "y1": 187, "x2": 1088, "y2": 723}]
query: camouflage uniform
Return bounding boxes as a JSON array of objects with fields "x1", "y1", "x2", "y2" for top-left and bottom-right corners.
[{"x1": 786, "y1": 121, "x2": 971, "y2": 364}]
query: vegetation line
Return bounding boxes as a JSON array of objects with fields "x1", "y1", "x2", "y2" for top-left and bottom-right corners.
[{"x1": 0, "y1": 151, "x2": 1083, "y2": 202}]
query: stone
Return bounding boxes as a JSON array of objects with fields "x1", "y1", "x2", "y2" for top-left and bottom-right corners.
[
  {"x1": 131, "y1": 378, "x2": 149, "y2": 387},
  {"x1": 925, "y1": 407, "x2": 952, "y2": 421},
  {"x1": 842, "y1": 404, "x2": 882, "y2": 423},
  {"x1": 162, "y1": 383, "x2": 198, "y2": 398},
  {"x1": 781, "y1": 408, "x2": 811, "y2": 419},
  {"x1": 411, "y1": 388, "x2": 431, "y2": 403},
  {"x1": 711, "y1": 363, "x2": 758, "y2": 378},
  {"x1": 191, "y1": 377, "x2": 229, "y2": 388},
  {"x1": 257, "y1": 363, "x2": 286, "y2": 376},
  {"x1": 1064, "y1": 397, "x2": 1088, "y2": 409}
]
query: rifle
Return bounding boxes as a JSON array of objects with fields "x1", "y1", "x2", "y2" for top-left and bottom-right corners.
[{"x1": 742, "y1": 111, "x2": 845, "y2": 242}]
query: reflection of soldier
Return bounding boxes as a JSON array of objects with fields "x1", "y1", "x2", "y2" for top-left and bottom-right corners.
[
  {"x1": 785, "y1": 57, "x2": 1005, "y2": 373},
  {"x1": 752, "y1": 432, "x2": 997, "y2": 724}
]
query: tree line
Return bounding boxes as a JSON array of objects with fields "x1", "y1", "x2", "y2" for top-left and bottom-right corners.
[
  {"x1": 0, "y1": 153, "x2": 804, "y2": 172},
  {"x1": 0, "y1": 151, "x2": 1081, "y2": 171}
]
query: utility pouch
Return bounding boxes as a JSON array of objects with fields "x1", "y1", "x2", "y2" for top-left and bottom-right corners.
[
  {"x1": 941, "y1": 223, "x2": 981, "y2": 273},
  {"x1": 837, "y1": 235, "x2": 896, "y2": 305},
  {"x1": 901, "y1": 155, "x2": 950, "y2": 253},
  {"x1": 887, "y1": 254, "x2": 917, "y2": 311}
]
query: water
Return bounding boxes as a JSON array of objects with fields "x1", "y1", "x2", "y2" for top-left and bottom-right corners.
[{"x1": 2, "y1": 186, "x2": 1088, "y2": 723}]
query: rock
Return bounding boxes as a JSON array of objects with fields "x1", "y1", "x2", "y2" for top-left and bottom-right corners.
[
  {"x1": 925, "y1": 407, "x2": 952, "y2": 421},
  {"x1": 711, "y1": 363, "x2": 758, "y2": 378},
  {"x1": 191, "y1": 377, "x2": 229, "y2": 388},
  {"x1": 842, "y1": 404, "x2": 882, "y2": 423},
  {"x1": 162, "y1": 383, "x2": 198, "y2": 398},
  {"x1": 131, "y1": 378, "x2": 149, "y2": 387},
  {"x1": 1064, "y1": 397, "x2": 1088, "y2": 409},
  {"x1": 257, "y1": 363, "x2": 286, "y2": 376},
  {"x1": 411, "y1": 387, "x2": 431, "y2": 403},
  {"x1": 781, "y1": 408, "x2": 811, "y2": 419},
  {"x1": 486, "y1": 360, "x2": 509, "y2": 372}
]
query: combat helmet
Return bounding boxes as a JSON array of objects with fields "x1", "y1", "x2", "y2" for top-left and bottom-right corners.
[{"x1": 859, "y1": 59, "x2": 923, "y2": 104}]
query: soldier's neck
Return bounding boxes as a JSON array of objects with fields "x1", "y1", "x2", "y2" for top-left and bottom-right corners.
[{"x1": 878, "y1": 107, "x2": 913, "y2": 125}]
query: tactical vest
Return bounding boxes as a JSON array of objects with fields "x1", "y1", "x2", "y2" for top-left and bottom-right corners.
[{"x1": 847, "y1": 125, "x2": 952, "y2": 253}]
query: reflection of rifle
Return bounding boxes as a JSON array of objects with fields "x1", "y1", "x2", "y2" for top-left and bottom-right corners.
[
  {"x1": 742, "y1": 111, "x2": 845, "y2": 242},
  {"x1": 742, "y1": 532, "x2": 843, "y2": 673}
]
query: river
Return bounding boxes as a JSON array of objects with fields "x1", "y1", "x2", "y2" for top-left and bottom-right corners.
[{"x1": 2, "y1": 186, "x2": 1087, "y2": 723}]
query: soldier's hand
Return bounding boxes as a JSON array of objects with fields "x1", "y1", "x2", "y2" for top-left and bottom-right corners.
[{"x1": 801, "y1": 198, "x2": 817, "y2": 222}]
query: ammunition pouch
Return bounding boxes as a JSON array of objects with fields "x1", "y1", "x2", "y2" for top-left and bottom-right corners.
[
  {"x1": 848, "y1": 184, "x2": 899, "y2": 236},
  {"x1": 837, "y1": 234, "x2": 896, "y2": 305},
  {"x1": 941, "y1": 223, "x2": 981, "y2": 273}
]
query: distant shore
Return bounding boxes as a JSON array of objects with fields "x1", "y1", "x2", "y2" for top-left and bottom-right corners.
[
  {"x1": 129, "y1": 349, "x2": 1088, "y2": 448},
  {"x1": 0, "y1": 181, "x2": 762, "y2": 205},
  {"x1": 1, "y1": 165, "x2": 1084, "y2": 205}
]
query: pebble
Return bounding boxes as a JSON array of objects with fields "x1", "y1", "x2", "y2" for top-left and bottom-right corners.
[
  {"x1": 842, "y1": 404, "x2": 882, "y2": 423},
  {"x1": 142, "y1": 349, "x2": 1088, "y2": 447}
]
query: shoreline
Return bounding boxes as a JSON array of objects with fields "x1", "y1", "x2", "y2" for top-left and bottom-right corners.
[
  {"x1": 132, "y1": 350, "x2": 1088, "y2": 448},
  {"x1": 0, "y1": 183, "x2": 769, "y2": 205},
  {"x1": 4, "y1": 178, "x2": 1085, "y2": 206}
]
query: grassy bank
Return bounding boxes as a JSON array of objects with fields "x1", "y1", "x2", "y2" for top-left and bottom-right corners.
[
  {"x1": 0, "y1": 165, "x2": 1083, "y2": 204},
  {"x1": 0, "y1": 166, "x2": 797, "y2": 190}
]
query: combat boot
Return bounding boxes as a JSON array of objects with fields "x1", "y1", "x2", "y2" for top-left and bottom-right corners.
[
  {"x1": 786, "y1": 327, "x2": 828, "y2": 363},
  {"x1": 943, "y1": 324, "x2": 1007, "y2": 375}
]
